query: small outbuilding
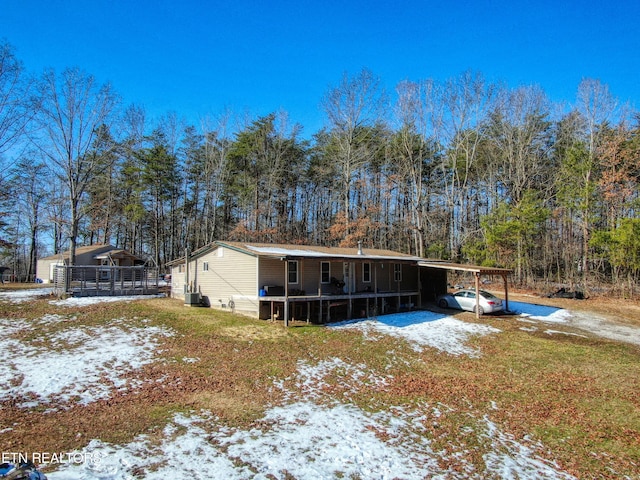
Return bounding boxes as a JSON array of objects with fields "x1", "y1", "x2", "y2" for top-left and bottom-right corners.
[
  {"x1": 36, "y1": 245, "x2": 144, "y2": 284},
  {"x1": 36, "y1": 244, "x2": 159, "y2": 297}
]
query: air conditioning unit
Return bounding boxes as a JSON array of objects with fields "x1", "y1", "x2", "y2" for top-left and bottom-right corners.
[{"x1": 184, "y1": 292, "x2": 202, "y2": 306}]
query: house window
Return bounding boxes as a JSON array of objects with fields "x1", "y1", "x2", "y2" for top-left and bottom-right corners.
[
  {"x1": 203, "y1": 262, "x2": 209, "y2": 272},
  {"x1": 321, "y1": 262, "x2": 330, "y2": 283},
  {"x1": 178, "y1": 264, "x2": 185, "y2": 273},
  {"x1": 217, "y1": 247, "x2": 224, "y2": 257},
  {"x1": 363, "y1": 262, "x2": 371, "y2": 283},
  {"x1": 393, "y1": 263, "x2": 402, "y2": 282},
  {"x1": 288, "y1": 261, "x2": 298, "y2": 284}
]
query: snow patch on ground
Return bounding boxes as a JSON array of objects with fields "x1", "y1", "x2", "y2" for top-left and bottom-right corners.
[
  {"x1": 330, "y1": 310, "x2": 501, "y2": 356},
  {"x1": 0, "y1": 287, "x2": 54, "y2": 303},
  {"x1": 0, "y1": 287, "x2": 163, "y2": 306},
  {"x1": 483, "y1": 417, "x2": 576, "y2": 480},
  {"x1": 0, "y1": 316, "x2": 173, "y2": 408},
  {"x1": 511, "y1": 301, "x2": 573, "y2": 323},
  {"x1": 274, "y1": 357, "x2": 392, "y2": 403},
  {"x1": 565, "y1": 311, "x2": 640, "y2": 346},
  {"x1": 50, "y1": 294, "x2": 164, "y2": 307},
  {"x1": 544, "y1": 330, "x2": 589, "y2": 338},
  {"x1": 1, "y1": 293, "x2": 610, "y2": 479},
  {"x1": 49, "y1": 358, "x2": 576, "y2": 480},
  {"x1": 513, "y1": 301, "x2": 640, "y2": 346}
]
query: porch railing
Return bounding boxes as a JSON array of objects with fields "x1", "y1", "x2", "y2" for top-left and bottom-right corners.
[{"x1": 53, "y1": 265, "x2": 160, "y2": 297}]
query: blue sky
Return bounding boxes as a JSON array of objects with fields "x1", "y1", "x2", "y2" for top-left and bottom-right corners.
[{"x1": 1, "y1": 0, "x2": 638, "y2": 135}]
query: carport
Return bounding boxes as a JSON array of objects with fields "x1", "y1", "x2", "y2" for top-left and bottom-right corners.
[{"x1": 419, "y1": 262, "x2": 513, "y2": 318}]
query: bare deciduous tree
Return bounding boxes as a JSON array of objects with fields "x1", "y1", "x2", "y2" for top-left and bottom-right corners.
[
  {"x1": 440, "y1": 71, "x2": 497, "y2": 258},
  {"x1": 0, "y1": 41, "x2": 36, "y2": 156},
  {"x1": 35, "y1": 67, "x2": 119, "y2": 264},
  {"x1": 575, "y1": 78, "x2": 618, "y2": 281},
  {"x1": 393, "y1": 79, "x2": 442, "y2": 256},
  {"x1": 322, "y1": 68, "x2": 388, "y2": 240}
]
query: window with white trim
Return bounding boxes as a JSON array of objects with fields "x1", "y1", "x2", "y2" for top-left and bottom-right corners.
[
  {"x1": 288, "y1": 260, "x2": 299, "y2": 284},
  {"x1": 362, "y1": 262, "x2": 371, "y2": 283},
  {"x1": 393, "y1": 263, "x2": 402, "y2": 282},
  {"x1": 321, "y1": 261, "x2": 330, "y2": 283},
  {"x1": 203, "y1": 261, "x2": 209, "y2": 271}
]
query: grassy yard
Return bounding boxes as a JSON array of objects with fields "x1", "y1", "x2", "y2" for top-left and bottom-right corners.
[{"x1": 1, "y1": 289, "x2": 638, "y2": 478}]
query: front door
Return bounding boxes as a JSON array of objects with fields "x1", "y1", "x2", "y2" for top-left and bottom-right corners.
[{"x1": 343, "y1": 262, "x2": 356, "y2": 293}]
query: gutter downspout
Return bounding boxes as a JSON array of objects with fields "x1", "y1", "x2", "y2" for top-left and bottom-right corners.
[{"x1": 185, "y1": 247, "x2": 190, "y2": 294}]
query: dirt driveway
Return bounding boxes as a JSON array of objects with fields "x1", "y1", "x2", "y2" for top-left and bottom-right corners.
[{"x1": 508, "y1": 292, "x2": 640, "y2": 347}]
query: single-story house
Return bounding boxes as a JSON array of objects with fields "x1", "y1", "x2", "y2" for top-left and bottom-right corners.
[
  {"x1": 36, "y1": 244, "x2": 145, "y2": 283},
  {"x1": 168, "y1": 241, "x2": 453, "y2": 325}
]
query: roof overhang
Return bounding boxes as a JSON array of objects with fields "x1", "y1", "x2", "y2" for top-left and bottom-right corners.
[
  {"x1": 419, "y1": 261, "x2": 513, "y2": 276},
  {"x1": 94, "y1": 250, "x2": 144, "y2": 262},
  {"x1": 247, "y1": 247, "x2": 422, "y2": 262},
  {"x1": 169, "y1": 241, "x2": 424, "y2": 266}
]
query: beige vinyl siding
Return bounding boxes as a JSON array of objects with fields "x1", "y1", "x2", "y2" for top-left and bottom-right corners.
[
  {"x1": 252, "y1": 259, "x2": 414, "y2": 295},
  {"x1": 300, "y1": 259, "x2": 322, "y2": 294},
  {"x1": 195, "y1": 246, "x2": 258, "y2": 316},
  {"x1": 257, "y1": 257, "x2": 286, "y2": 291},
  {"x1": 373, "y1": 262, "x2": 394, "y2": 292},
  {"x1": 365, "y1": 262, "x2": 419, "y2": 292},
  {"x1": 170, "y1": 247, "x2": 258, "y2": 314},
  {"x1": 258, "y1": 258, "x2": 346, "y2": 295},
  {"x1": 37, "y1": 258, "x2": 64, "y2": 283},
  {"x1": 170, "y1": 268, "x2": 186, "y2": 300},
  {"x1": 352, "y1": 262, "x2": 371, "y2": 293},
  {"x1": 318, "y1": 261, "x2": 341, "y2": 294}
]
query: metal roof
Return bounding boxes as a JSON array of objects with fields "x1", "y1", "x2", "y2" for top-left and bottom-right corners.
[
  {"x1": 222, "y1": 241, "x2": 423, "y2": 261},
  {"x1": 38, "y1": 244, "x2": 114, "y2": 261},
  {"x1": 93, "y1": 249, "x2": 144, "y2": 261},
  {"x1": 419, "y1": 261, "x2": 513, "y2": 276},
  {"x1": 168, "y1": 241, "x2": 424, "y2": 265}
]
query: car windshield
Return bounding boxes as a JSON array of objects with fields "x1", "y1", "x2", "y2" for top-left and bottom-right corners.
[{"x1": 480, "y1": 290, "x2": 497, "y2": 298}]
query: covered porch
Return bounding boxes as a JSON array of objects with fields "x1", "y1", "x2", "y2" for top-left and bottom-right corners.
[{"x1": 258, "y1": 256, "x2": 425, "y2": 326}]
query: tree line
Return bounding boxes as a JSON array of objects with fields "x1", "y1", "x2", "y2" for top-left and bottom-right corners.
[{"x1": 1, "y1": 41, "x2": 639, "y2": 294}]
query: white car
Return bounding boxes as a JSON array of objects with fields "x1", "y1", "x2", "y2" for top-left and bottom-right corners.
[{"x1": 436, "y1": 289, "x2": 503, "y2": 315}]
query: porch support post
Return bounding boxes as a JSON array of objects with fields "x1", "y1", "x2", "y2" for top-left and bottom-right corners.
[
  {"x1": 417, "y1": 264, "x2": 422, "y2": 308},
  {"x1": 284, "y1": 260, "x2": 289, "y2": 327},
  {"x1": 396, "y1": 266, "x2": 401, "y2": 313},
  {"x1": 374, "y1": 263, "x2": 379, "y2": 317},
  {"x1": 503, "y1": 274, "x2": 510, "y2": 312},
  {"x1": 318, "y1": 271, "x2": 323, "y2": 323},
  {"x1": 347, "y1": 262, "x2": 353, "y2": 319},
  {"x1": 474, "y1": 272, "x2": 480, "y2": 319}
]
